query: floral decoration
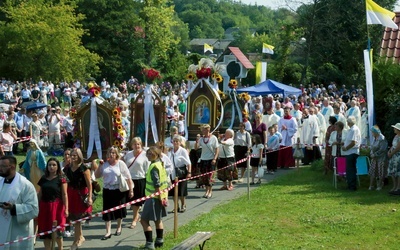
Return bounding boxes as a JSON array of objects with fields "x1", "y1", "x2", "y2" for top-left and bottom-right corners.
[
  {"x1": 238, "y1": 92, "x2": 251, "y2": 102},
  {"x1": 186, "y1": 73, "x2": 196, "y2": 81},
  {"x1": 112, "y1": 106, "x2": 125, "y2": 150},
  {"x1": 142, "y1": 68, "x2": 162, "y2": 83},
  {"x1": 228, "y1": 79, "x2": 238, "y2": 89},
  {"x1": 217, "y1": 89, "x2": 227, "y2": 100},
  {"x1": 196, "y1": 67, "x2": 212, "y2": 79},
  {"x1": 160, "y1": 81, "x2": 172, "y2": 97},
  {"x1": 127, "y1": 78, "x2": 142, "y2": 93},
  {"x1": 87, "y1": 81, "x2": 101, "y2": 97},
  {"x1": 187, "y1": 58, "x2": 225, "y2": 82},
  {"x1": 212, "y1": 73, "x2": 223, "y2": 83}
]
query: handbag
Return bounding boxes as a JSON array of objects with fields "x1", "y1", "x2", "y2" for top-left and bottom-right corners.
[
  {"x1": 80, "y1": 191, "x2": 97, "y2": 206},
  {"x1": 117, "y1": 162, "x2": 129, "y2": 192},
  {"x1": 172, "y1": 154, "x2": 187, "y2": 179}
]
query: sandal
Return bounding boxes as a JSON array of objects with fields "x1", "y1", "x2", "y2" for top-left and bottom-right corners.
[
  {"x1": 127, "y1": 221, "x2": 136, "y2": 229},
  {"x1": 180, "y1": 205, "x2": 186, "y2": 213}
]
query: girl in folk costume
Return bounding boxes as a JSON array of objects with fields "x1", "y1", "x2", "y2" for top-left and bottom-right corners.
[
  {"x1": 194, "y1": 124, "x2": 219, "y2": 199},
  {"x1": 250, "y1": 134, "x2": 264, "y2": 184},
  {"x1": 266, "y1": 125, "x2": 280, "y2": 174},
  {"x1": 293, "y1": 137, "x2": 304, "y2": 169},
  {"x1": 38, "y1": 158, "x2": 68, "y2": 250}
]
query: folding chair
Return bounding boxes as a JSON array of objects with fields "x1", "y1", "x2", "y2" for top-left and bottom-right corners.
[
  {"x1": 356, "y1": 156, "x2": 370, "y2": 186},
  {"x1": 333, "y1": 157, "x2": 346, "y2": 189}
]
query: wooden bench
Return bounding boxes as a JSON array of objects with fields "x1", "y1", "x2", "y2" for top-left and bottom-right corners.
[{"x1": 171, "y1": 231, "x2": 214, "y2": 250}]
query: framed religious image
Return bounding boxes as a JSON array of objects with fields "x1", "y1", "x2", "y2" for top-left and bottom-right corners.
[
  {"x1": 192, "y1": 96, "x2": 211, "y2": 125},
  {"x1": 131, "y1": 103, "x2": 164, "y2": 147},
  {"x1": 76, "y1": 102, "x2": 113, "y2": 160},
  {"x1": 221, "y1": 100, "x2": 242, "y2": 129}
]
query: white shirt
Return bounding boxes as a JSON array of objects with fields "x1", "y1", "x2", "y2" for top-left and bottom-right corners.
[
  {"x1": 168, "y1": 146, "x2": 191, "y2": 179},
  {"x1": 99, "y1": 160, "x2": 131, "y2": 190},
  {"x1": 342, "y1": 124, "x2": 361, "y2": 155},
  {"x1": 219, "y1": 138, "x2": 235, "y2": 158},
  {"x1": 199, "y1": 135, "x2": 219, "y2": 161},
  {"x1": 123, "y1": 150, "x2": 149, "y2": 179}
]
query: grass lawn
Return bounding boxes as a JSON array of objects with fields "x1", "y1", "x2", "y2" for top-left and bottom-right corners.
[{"x1": 163, "y1": 163, "x2": 400, "y2": 249}]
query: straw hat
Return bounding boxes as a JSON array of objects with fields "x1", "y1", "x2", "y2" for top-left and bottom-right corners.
[
  {"x1": 199, "y1": 124, "x2": 210, "y2": 129},
  {"x1": 392, "y1": 123, "x2": 400, "y2": 131}
]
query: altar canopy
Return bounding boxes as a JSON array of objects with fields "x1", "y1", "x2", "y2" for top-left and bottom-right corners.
[{"x1": 236, "y1": 79, "x2": 302, "y2": 97}]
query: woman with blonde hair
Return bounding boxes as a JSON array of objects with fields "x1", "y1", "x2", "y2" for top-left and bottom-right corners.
[
  {"x1": 123, "y1": 137, "x2": 149, "y2": 229},
  {"x1": 95, "y1": 146, "x2": 133, "y2": 239},
  {"x1": 63, "y1": 148, "x2": 92, "y2": 250}
]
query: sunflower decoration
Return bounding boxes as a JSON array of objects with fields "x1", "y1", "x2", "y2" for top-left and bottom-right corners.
[
  {"x1": 186, "y1": 72, "x2": 196, "y2": 81},
  {"x1": 217, "y1": 89, "x2": 227, "y2": 100},
  {"x1": 117, "y1": 124, "x2": 123, "y2": 131},
  {"x1": 69, "y1": 108, "x2": 77, "y2": 119},
  {"x1": 112, "y1": 107, "x2": 121, "y2": 117},
  {"x1": 113, "y1": 140, "x2": 121, "y2": 147},
  {"x1": 238, "y1": 92, "x2": 251, "y2": 102},
  {"x1": 115, "y1": 116, "x2": 122, "y2": 124},
  {"x1": 87, "y1": 81, "x2": 101, "y2": 97},
  {"x1": 212, "y1": 73, "x2": 223, "y2": 83},
  {"x1": 228, "y1": 79, "x2": 238, "y2": 89}
]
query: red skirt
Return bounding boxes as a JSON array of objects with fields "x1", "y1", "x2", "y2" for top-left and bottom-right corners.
[
  {"x1": 67, "y1": 187, "x2": 92, "y2": 221},
  {"x1": 277, "y1": 146, "x2": 295, "y2": 168},
  {"x1": 38, "y1": 198, "x2": 66, "y2": 235}
]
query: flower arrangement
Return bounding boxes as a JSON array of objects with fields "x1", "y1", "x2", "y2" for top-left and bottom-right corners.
[
  {"x1": 160, "y1": 81, "x2": 172, "y2": 97},
  {"x1": 127, "y1": 78, "x2": 141, "y2": 93},
  {"x1": 187, "y1": 58, "x2": 225, "y2": 82},
  {"x1": 142, "y1": 68, "x2": 162, "y2": 84},
  {"x1": 212, "y1": 73, "x2": 223, "y2": 83},
  {"x1": 228, "y1": 79, "x2": 238, "y2": 89},
  {"x1": 87, "y1": 81, "x2": 101, "y2": 97},
  {"x1": 238, "y1": 92, "x2": 251, "y2": 102},
  {"x1": 112, "y1": 107, "x2": 125, "y2": 150}
]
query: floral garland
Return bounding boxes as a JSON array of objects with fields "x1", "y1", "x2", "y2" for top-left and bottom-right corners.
[{"x1": 112, "y1": 107, "x2": 126, "y2": 150}]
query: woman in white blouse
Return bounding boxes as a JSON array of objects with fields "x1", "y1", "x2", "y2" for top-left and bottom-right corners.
[
  {"x1": 95, "y1": 147, "x2": 133, "y2": 240},
  {"x1": 123, "y1": 137, "x2": 149, "y2": 229},
  {"x1": 217, "y1": 129, "x2": 235, "y2": 190},
  {"x1": 168, "y1": 135, "x2": 191, "y2": 212},
  {"x1": 329, "y1": 121, "x2": 348, "y2": 158}
]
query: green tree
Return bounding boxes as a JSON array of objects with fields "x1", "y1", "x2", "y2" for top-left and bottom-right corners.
[
  {"x1": 140, "y1": 0, "x2": 180, "y2": 68},
  {"x1": 76, "y1": 0, "x2": 143, "y2": 83},
  {"x1": 0, "y1": 0, "x2": 100, "y2": 81}
]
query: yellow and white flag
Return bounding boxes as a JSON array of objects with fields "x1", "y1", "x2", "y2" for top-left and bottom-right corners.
[
  {"x1": 366, "y1": 0, "x2": 398, "y2": 29},
  {"x1": 262, "y1": 43, "x2": 274, "y2": 54},
  {"x1": 204, "y1": 43, "x2": 213, "y2": 53}
]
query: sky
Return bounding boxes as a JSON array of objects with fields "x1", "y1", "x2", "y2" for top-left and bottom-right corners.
[{"x1": 240, "y1": 0, "x2": 400, "y2": 11}]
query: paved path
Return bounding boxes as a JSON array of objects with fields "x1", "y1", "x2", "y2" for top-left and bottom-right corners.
[{"x1": 35, "y1": 168, "x2": 295, "y2": 249}]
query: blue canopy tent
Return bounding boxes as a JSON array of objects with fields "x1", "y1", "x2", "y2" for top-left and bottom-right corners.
[{"x1": 236, "y1": 79, "x2": 302, "y2": 97}]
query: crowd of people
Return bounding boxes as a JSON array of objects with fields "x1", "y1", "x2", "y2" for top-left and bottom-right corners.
[{"x1": 1, "y1": 77, "x2": 400, "y2": 250}]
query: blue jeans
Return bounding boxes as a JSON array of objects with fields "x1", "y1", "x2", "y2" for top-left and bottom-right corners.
[{"x1": 345, "y1": 154, "x2": 359, "y2": 190}]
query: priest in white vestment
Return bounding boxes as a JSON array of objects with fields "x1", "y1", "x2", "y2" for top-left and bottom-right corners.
[
  {"x1": 0, "y1": 155, "x2": 38, "y2": 250},
  {"x1": 277, "y1": 107, "x2": 298, "y2": 168}
]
